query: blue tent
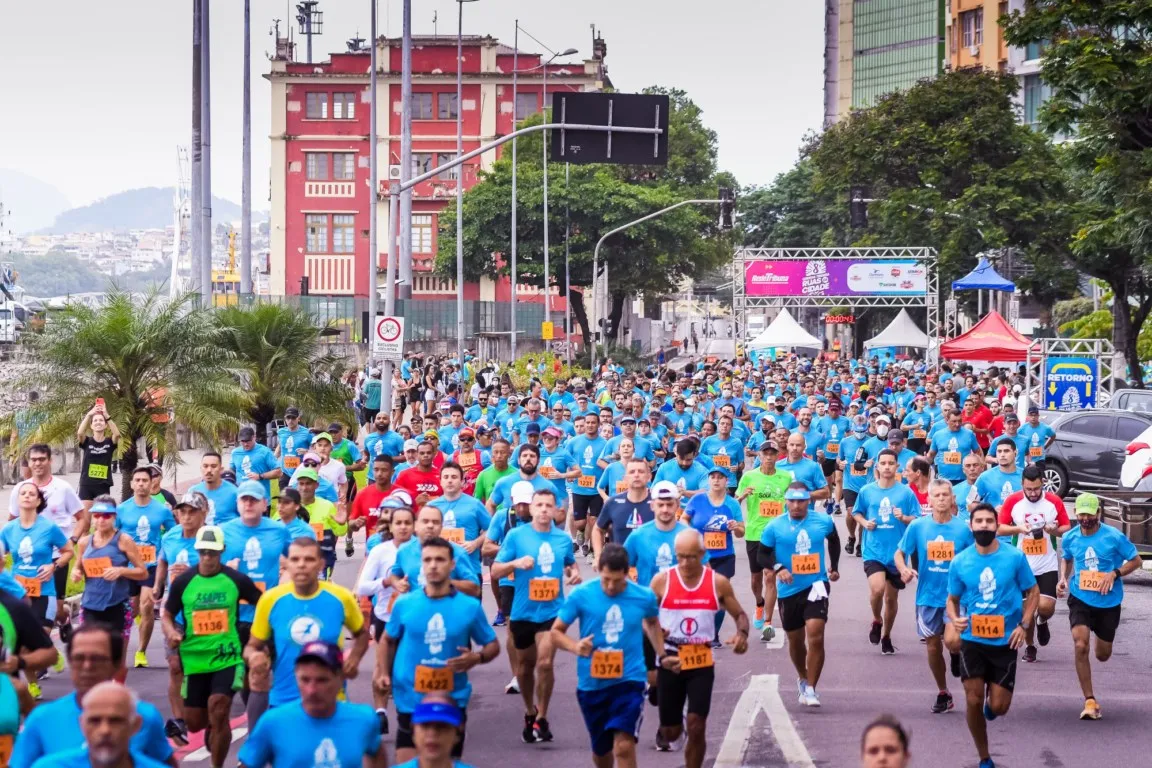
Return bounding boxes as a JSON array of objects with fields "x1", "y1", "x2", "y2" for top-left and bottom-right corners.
[{"x1": 952, "y1": 257, "x2": 1015, "y2": 292}]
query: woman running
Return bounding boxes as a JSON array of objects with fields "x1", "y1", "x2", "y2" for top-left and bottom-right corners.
[{"x1": 76, "y1": 404, "x2": 120, "y2": 514}]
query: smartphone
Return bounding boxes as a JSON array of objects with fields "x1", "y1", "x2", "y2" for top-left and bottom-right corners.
[{"x1": 95, "y1": 398, "x2": 105, "y2": 410}]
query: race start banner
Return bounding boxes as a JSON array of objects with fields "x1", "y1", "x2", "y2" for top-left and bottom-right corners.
[{"x1": 744, "y1": 259, "x2": 928, "y2": 297}]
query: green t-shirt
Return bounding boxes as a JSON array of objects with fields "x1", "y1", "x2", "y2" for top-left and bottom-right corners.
[
  {"x1": 474, "y1": 465, "x2": 516, "y2": 503},
  {"x1": 165, "y1": 566, "x2": 262, "y2": 675},
  {"x1": 304, "y1": 498, "x2": 346, "y2": 536},
  {"x1": 737, "y1": 468, "x2": 794, "y2": 540}
]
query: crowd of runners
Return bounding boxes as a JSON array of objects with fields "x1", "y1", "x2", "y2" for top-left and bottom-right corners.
[{"x1": 0, "y1": 351, "x2": 1141, "y2": 768}]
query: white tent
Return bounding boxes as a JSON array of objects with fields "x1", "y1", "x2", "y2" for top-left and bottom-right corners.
[
  {"x1": 746, "y1": 309, "x2": 822, "y2": 350},
  {"x1": 863, "y1": 309, "x2": 930, "y2": 349}
]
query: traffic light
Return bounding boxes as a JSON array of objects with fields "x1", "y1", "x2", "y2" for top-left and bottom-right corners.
[
  {"x1": 849, "y1": 186, "x2": 868, "y2": 230},
  {"x1": 719, "y1": 187, "x2": 734, "y2": 231}
]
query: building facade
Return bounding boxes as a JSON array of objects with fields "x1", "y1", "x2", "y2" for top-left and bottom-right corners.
[{"x1": 266, "y1": 33, "x2": 606, "y2": 305}]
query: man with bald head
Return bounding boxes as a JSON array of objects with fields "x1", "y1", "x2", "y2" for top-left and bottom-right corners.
[
  {"x1": 649, "y1": 529, "x2": 749, "y2": 767},
  {"x1": 30, "y1": 682, "x2": 171, "y2": 768}
]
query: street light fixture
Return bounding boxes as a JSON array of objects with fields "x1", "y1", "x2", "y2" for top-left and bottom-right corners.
[{"x1": 541, "y1": 46, "x2": 578, "y2": 356}]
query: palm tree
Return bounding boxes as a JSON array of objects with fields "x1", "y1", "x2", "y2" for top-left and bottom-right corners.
[
  {"x1": 214, "y1": 303, "x2": 355, "y2": 443},
  {"x1": 16, "y1": 289, "x2": 249, "y2": 498}
]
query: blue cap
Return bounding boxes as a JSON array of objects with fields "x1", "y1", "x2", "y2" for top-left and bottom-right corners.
[
  {"x1": 831, "y1": 383, "x2": 842, "y2": 393},
  {"x1": 784, "y1": 487, "x2": 811, "y2": 501},
  {"x1": 90, "y1": 500, "x2": 118, "y2": 515},
  {"x1": 916, "y1": 386, "x2": 926, "y2": 394},
  {"x1": 707, "y1": 465, "x2": 732, "y2": 481},
  {"x1": 236, "y1": 480, "x2": 267, "y2": 501},
  {"x1": 852, "y1": 420, "x2": 867, "y2": 433},
  {"x1": 525, "y1": 422, "x2": 542, "y2": 435},
  {"x1": 411, "y1": 700, "x2": 464, "y2": 727}
]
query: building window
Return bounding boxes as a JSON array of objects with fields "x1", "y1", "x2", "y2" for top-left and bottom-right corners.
[
  {"x1": 305, "y1": 153, "x2": 329, "y2": 180},
  {"x1": 413, "y1": 92, "x2": 434, "y2": 120},
  {"x1": 438, "y1": 93, "x2": 458, "y2": 120},
  {"x1": 333, "y1": 92, "x2": 356, "y2": 119},
  {"x1": 961, "y1": 10, "x2": 983, "y2": 48},
  {"x1": 306, "y1": 92, "x2": 328, "y2": 119},
  {"x1": 412, "y1": 153, "x2": 435, "y2": 178},
  {"x1": 1025, "y1": 39, "x2": 1047, "y2": 61},
  {"x1": 333, "y1": 153, "x2": 356, "y2": 180},
  {"x1": 436, "y1": 153, "x2": 459, "y2": 180},
  {"x1": 332, "y1": 215, "x2": 356, "y2": 253},
  {"x1": 412, "y1": 214, "x2": 434, "y2": 253},
  {"x1": 1023, "y1": 74, "x2": 1051, "y2": 128},
  {"x1": 305, "y1": 214, "x2": 328, "y2": 252},
  {"x1": 515, "y1": 93, "x2": 537, "y2": 120}
]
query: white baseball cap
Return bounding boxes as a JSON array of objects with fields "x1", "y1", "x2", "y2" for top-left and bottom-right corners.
[
  {"x1": 511, "y1": 481, "x2": 536, "y2": 506},
  {"x1": 651, "y1": 481, "x2": 680, "y2": 500}
]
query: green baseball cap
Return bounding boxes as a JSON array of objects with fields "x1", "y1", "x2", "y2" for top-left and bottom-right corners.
[
  {"x1": 312, "y1": 432, "x2": 334, "y2": 444},
  {"x1": 294, "y1": 467, "x2": 320, "y2": 483},
  {"x1": 1075, "y1": 493, "x2": 1100, "y2": 516}
]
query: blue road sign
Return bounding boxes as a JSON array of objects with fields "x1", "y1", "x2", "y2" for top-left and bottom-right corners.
[{"x1": 1044, "y1": 356, "x2": 1099, "y2": 410}]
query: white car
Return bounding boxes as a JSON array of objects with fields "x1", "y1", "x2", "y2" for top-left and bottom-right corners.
[{"x1": 1119, "y1": 422, "x2": 1152, "y2": 490}]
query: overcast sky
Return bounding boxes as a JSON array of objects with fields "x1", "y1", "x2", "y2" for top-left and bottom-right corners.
[{"x1": 0, "y1": 0, "x2": 825, "y2": 208}]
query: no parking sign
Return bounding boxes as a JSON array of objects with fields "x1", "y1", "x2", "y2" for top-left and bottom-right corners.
[{"x1": 373, "y1": 315, "x2": 405, "y2": 362}]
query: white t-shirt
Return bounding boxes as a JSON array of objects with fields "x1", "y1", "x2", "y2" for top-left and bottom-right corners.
[
  {"x1": 999, "y1": 490, "x2": 1070, "y2": 575},
  {"x1": 356, "y1": 539, "x2": 399, "y2": 622},
  {"x1": 6, "y1": 477, "x2": 84, "y2": 536}
]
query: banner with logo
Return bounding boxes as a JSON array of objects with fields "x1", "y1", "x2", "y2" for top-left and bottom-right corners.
[{"x1": 744, "y1": 260, "x2": 928, "y2": 297}]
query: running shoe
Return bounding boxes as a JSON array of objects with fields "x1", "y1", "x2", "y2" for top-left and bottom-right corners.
[
  {"x1": 869, "y1": 621, "x2": 882, "y2": 645},
  {"x1": 492, "y1": 611, "x2": 506, "y2": 627},
  {"x1": 505, "y1": 676, "x2": 520, "y2": 695},
  {"x1": 165, "y1": 718, "x2": 189, "y2": 746},
  {"x1": 521, "y1": 712, "x2": 538, "y2": 743},
  {"x1": 1022, "y1": 645, "x2": 1037, "y2": 663},
  {"x1": 710, "y1": 639, "x2": 724, "y2": 650},
  {"x1": 1037, "y1": 620, "x2": 1051, "y2": 647},
  {"x1": 533, "y1": 716, "x2": 554, "y2": 742},
  {"x1": 932, "y1": 691, "x2": 954, "y2": 713},
  {"x1": 376, "y1": 708, "x2": 389, "y2": 735},
  {"x1": 27, "y1": 681, "x2": 41, "y2": 700},
  {"x1": 983, "y1": 697, "x2": 998, "y2": 722},
  {"x1": 796, "y1": 678, "x2": 806, "y2": 702},
  {"x1": 1079, "y1": 698, "x2": 1101, "y2": 721},
  {"x1": 881, "y1": 636, "x2": 895, "y2": 655},
  {"x1": 761, "y1": 624, "x2": 776, "y2": 643},
  {"x1": 345, "y1": 537, "x2": 355, "y2": 558},
  {"x1": 58, "y1": 621, "x2": 72, "y2": 645},
  {"x1": 52, "y1": 652, "x2": 66, "y2": 673},
  {"x1": 134, "y1": 651, "x2": 149, "y2": 668},
  {"x1": 845, "y1": 537, "x2": 855, "y2": 555},
  {"x1": 978, "y1": 759, "x2": 996, "y2": 768},
  {"x1": 754, "y1": 605, "x2": 765, "y2": 630},
  {"x1": 654, "y1": 730, "x2": 672, "y2": 752},
  {"x1": 802, "y1": 684, "x2": 820, "y2": 707}
]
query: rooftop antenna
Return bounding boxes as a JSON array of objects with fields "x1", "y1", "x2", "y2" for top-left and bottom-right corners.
[
  {"x1": 347, "y1": 31, "x2": 365, "y2": 52},
  {"x1": 296, "y1": 1, "x2": 323, "y2": 64},
  {"x1": 433, "y1": 11, "x2": 437, "y2": 38}
]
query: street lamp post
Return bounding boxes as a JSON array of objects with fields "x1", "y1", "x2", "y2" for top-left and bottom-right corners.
[
  {"x1": 456, "y1": 0, "x2": 479, "y2": 369},
  {"x1": 541, "y1": 46, "x2": 578, "y2": 356}
]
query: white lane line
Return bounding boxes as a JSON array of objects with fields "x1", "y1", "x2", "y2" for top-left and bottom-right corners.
[
  {"x1": 184, "y1": 727, "x2": 248, "y2": 762},
  {"x1": 714, "y1": 674, "x2": 816, "y2": 768},
  {"x1": 763, "y1": 631, "x2": 785, "y2": 650}
]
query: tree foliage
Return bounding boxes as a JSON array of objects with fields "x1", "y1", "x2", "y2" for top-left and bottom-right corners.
[
  {"x1": 436, "y1": 88, "x2": 736, "y2": 346},
  {"x1": 740, "y1": 158, "x2": 848, "y2": 249}
]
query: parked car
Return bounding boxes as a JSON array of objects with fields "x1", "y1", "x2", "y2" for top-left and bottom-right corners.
[
  {"x1": 1037, "y1": 409, "x2": 1152, "y2": 496},
  {"x1": 1110, "y1": 388, "x2": 1152, "y2": 414}
]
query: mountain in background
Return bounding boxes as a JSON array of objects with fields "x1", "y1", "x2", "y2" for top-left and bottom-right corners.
[
  {"x1": 39, "y1": 187, "x2": 267, "y2": 234},
  {"x1": 0, "y1": 169, "x2": 71, "y2": 234}
]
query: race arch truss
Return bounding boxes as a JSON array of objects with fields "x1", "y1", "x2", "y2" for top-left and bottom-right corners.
[{"x1": 733, "y1": 247, "x2": 939, "y2": 365}]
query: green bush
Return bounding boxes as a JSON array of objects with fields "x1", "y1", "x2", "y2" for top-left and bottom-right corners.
[{"x1": 505, "y1": 353, "x2": 591, "y2": 390}]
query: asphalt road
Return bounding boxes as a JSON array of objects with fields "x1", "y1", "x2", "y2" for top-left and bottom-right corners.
[{"x1": 36, "y1": 514, "x2": 1152, "y2": 768}]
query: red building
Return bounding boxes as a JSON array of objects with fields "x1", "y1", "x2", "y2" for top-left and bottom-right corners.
[{"x1": 267, "y1": 33, "x2": 607, "y2": 305}]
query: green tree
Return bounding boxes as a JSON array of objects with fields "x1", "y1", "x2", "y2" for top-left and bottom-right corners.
[
  {"x1": 806, "y1": 69, "x2": 1079, "y2": 313},
  {"x1": 15, "y1": 290, "x2": 248, "y2": 497},
  {"x1": 436, "y1": 89, "x2": 735, "y2": 346},
  {"x1": 214, "y1": 303, "x2": 355, "y2": 443},
  {"x1": 1004, "y1": 1, "x2": 1152, "y2": 385},
  {"x1": 740, "y1": 158, "x2": 849, "y2": 248}
]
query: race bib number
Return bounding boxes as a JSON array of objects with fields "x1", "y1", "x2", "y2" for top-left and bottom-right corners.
[
  {"x1": 712, "y1": 454, "x2": 731, "y2": 468},
  {"x1": 82, "y1": 558, "x2": 112, "y2": 578},
  {"x1": 137, "y1": 545, "x2": 157, "y2": 563},
  {"x1": 615, "y1": 481, "x2": 628, "y2": 494},
  {"x1": 1021, "y1": 537, "x2": 1048, "y2": 556},
  {"x1": 458, "y1": 453, "x2": 476, "y2": 469},
  {"x1": 970, "y1": 614, "x2": 1005, "y2": 640},
  {"x1": 1079, "y1": 570, "x2": 1107, "y2": 593},
  {"x1": 825, "y1": 442, "x2": 839, "y2": 454},
  {"x1": 791, "y1": 553, "x2": 820, "y2": 575},
  {"x1": 927, "y1": 541, "x2": 955, "y2": 562},
  {"x1": 415, "y1": 664, "x2": 453, "y2": 693},
  {"x1": 310, "y1": 522, "x2": 325, "y2": 539},
  {"x1": 758, "y1": 500, "x2": 783, "y2": 518},
  {"x1": 704, "y1": 531, "x2": 728, "y2": 550},
  {"x1": 578, "y1": 475, "x2": 596, "y2": 489},
  {"x1": 15, "y1": 575, "x2": 40, "y2": 597},
  {"x1": 678, "y1": 644, "x2": 714, "y2": 670},
  {"x1": 913, "y1": 429, "x2": 927, "y2": 440},
  {"x1": 0, "y1": 733, "x2": 13, "y2": 767},
  {"x1": 192, "y1": 609, "x2": 229, "y2": 636},
  {"x1": 87, "y1": 464, "x2": 109, "y2": 481},
  {"x1": 540, "y1": 466, "x2": 557, "y2": 480},
  {"x1": 591, "y1": 649, "x2": 624, "y2": 679},
  {"x1": 851, "y1": 466, "x2": 867, "y2": 476},
  {"x1": 1029, "y1": 446, "x2": 1043, "y2": 458},
  {"x1": 943, "y1": 452, "x2": 961, "y2": 466},
  {"x1": 442, "y1": 527, "x2": 465, "y2": 545},
  {"x1": 284, "y1": 456, "x2": 300, "y2": 470},
  {"x1": 529, "y1": 577, "x2": 560, "y2": 601}
]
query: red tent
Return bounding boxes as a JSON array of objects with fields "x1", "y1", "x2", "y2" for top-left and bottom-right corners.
[{"x1": 940, "y1": 311, "x2": 1033, "y2": 362}]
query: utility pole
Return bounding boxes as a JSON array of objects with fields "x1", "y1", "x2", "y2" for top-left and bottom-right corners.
[
  {"x1": 368, "y1": 0, "x2": 380, "y2": 375},
  {"x1": 190, "y1": 0, "x2": 203, "y2": 299},
  {"x1": 455, "y1": 1, "x2": 478, "y2": 366},
  {"x1": 241, "y1": 0, "x2": 252, "y2": 295},
  {"x1": 200, "y1": 0, "x2": 213, "y2": 303},
  {"x1": 565, "y1": 162, "x2": 572, "y2": 369},
  {"x1": 510, "y1": 20, "x2": 519, "y2": 359},
  {"x1": 398, "y1": 0, "x2": 413, "y2": 299},
  {"x1": 542, "y1": 53, "x2": 551, "y2": 355}
]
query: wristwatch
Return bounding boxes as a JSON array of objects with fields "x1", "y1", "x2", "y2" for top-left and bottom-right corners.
[
  {"x1": 1018, "y1": 621, "x2": 1031, "y2": 631},
  {"x1": 1113, "y1": 568, "x2": 1122, "y2": 580}
]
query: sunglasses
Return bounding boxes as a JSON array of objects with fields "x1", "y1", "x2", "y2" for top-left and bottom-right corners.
[
  {"x1": 459, "y1": 437, "x2": 475, "y2": 442},
  {"x1": 92, "y1": 512, "x2": 117, "y2": 520},
  {"x1": 303, "y1": 460, "x2": 320, "y2": 467}
]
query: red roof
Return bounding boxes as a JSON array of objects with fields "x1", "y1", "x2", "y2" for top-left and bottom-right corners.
[{"x1": 940, "y1": 311, "x2": 1033, "y2": 362}]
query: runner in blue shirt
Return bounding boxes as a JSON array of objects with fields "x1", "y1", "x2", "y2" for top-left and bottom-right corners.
[
  {"x1": 775, "y1": 433, "x2": 829, "y2": 511},
  {"x1": 894, "y1": 478, "x2": 975, "y2": 714},
  {"x1": 275, "y1": 407, "x2": 313, "y2": 480},
  {"x1": 1019, "y1": 406, "x2": 1056, "y2": 466},
  {"x1": 683, "y1": 468, "x2": 744, "y2": 646},
  {"x1": 927, "y1": 410, "x2": 982, "y2": 483},
  {"x1": 391, "y1": 698, "x2": 480, "y2": 768},
  {"x1": 190, "y1": 452, "x2": 240, "y2": 526},
  {"x1": 946, "y1": 503, "x2": 1038, "y2": 768},
  {"x1": 426, "y1": 463, "x2": 490, "y2": 572},
  {"x1": 222, "y1": 481, "x2": 288, "y2": 629},
  {"x1": 653, "y1": 439, "x2": 709, "y2": 505},
  {"x1": 389, "y1": 506, "x2": 480, "y2": 596},
  {"x1": 1, "y1": 481, "x2": 72, "y2": 629},
  {"x1": 974, "y1": 440, "x2": 1023, "y2": 512},
  {"x1": 698, "y1": 416, "x2": 744, "y2": 491},
  {"x1": 837, "y1": 418, "x2": 871, "y2": 556},
  {"x1": 1057, "y1": 492, "x2": 1143, "y2": 721},
  {"x1": 567, "y1": 414, "x2": 609, "y2": 555},
  {"x1": 364, "y1": 413, "x2": 405, "y2": 482},
  {"x1": 551, "y1": 543, "x2": 662, "y2": 765},
  {"x1": 230, "y1": 427, "x2": 282, "y2": 501}
]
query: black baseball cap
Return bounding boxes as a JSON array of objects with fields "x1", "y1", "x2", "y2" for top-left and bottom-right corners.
[{"x1": 296, "y1": 640, "x2": 343, "y2": 671}]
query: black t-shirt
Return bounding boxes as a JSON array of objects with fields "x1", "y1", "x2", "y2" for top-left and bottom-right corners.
[
  {"x1": 0, "y1": 589, "x2": 55, "y2": 661},
  {"x1": 79, "y1": 436, "x2": 116, "y2": 487},
  {"x1": 596, "y1": 493, "x2": 654, "y2": 545}
]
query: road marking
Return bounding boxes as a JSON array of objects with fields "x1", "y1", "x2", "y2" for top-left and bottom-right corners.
[
  {"x1": 173, "y1": 715, "x2": 248, "y2": 762},
  {"x1": 714, "y1": 674, "x2": 816, "y2": 768},
  {"x1": 763, "y1": 631, "x2": 785, "y2": 650},
  {"x1": 183, "y1": 728, "x2": 249, "y2": 763}
]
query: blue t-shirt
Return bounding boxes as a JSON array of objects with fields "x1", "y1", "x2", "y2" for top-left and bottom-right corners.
[
  {"x1": 115, "y1": 498, "x2": 177, "y2": 566},
  {"x1": 276, "y1": 425, "x2": 314, "y2": 477},
  {"x1": 230, "y1": 443, "x2": 280, "y2": 500},
  {"x1": 930, "y1": 428, "x2": 981, "y2": 482},
  {"x1": 11, "y1": 693, "x2": 173, "y2": 768},
  {"x1": 601, "y1": 435, "x2": 655, "y2": 464},
  {"x1": 759, "y1": 511, "x2": 837, "y2": 599},
  {"x1": 557, "y1": 580, "x2": 659, "y2": 691},
  {"x1": 654, "y1": 460, "x2": 709, "y2": 501},
  {"x1": 1061, "y1": 525, "x2": 1139, "y2": 609},
  {"x1": 385, "y1": 588, "x2": 497, "y2": 712},
  {"x1": 974, "y1": 467, "x2": 1023, "y2": 510},
  {"x1": 838, "y1": 434, "x2": 872, "y2": 493},
  {"x1": 426, "y1": 495, "x2": 491, "y2": 570},
  {"x1": 489, "y1": 473, "x2": 555, "y2": 513},
  {"x1": 1019, "y1": 422, "x2": 1056, "y2": 462},
  {"x1": 568, "y1": 435, "x2": 609, "y2": 496},
  {"x1": 683, "y1": 493, "x2": 744, "y2": 559},
  {"x1": 238, "y1": 701, "x2": 381, "y2": 768},
  {"x1": 190, "y1": 481, "x2": 240, "y2": 526},
  {"x1": 0, "y1": 517, "x2": 67, "y2": 597},
  {"x1": 28, "y1": 749, "x2": 168, "y2": 768},
  {"x1": 222, "y1": 517, "x2": 290, "y2": 622},
  {"x1": 698, "y1": 435, "x2": 745, "y2": 487},
  {"x1": 538, "y1": 448, "x2": 573, "y2": 501},
  {"x1": 390, "y1": 539, "x2": 478, "y2": 589},
  {"x1": 158, "y1": 527, "x2": 200, "y2": 583},
  {"x1": 896, "y1": 516, "x2": 974, "y2": 607},
  {"x1": 947, "y1": 543, "x2": 1037, "y2": 646},
  {"x1": 495, "y1": 524, "x2": 576, "y2": 622},
  {"x1": 624, "y1": 521, "x2": 703, "y2": 588},
  {"x1": 855, "y1": 482, "x2": 918, "y2": 567},
  {"x1": 775, "y1": 457, "x2": 828, "y2": 507},
  {"x1": 364, "y1": 430, "x2": 405, "y2": 481}
]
